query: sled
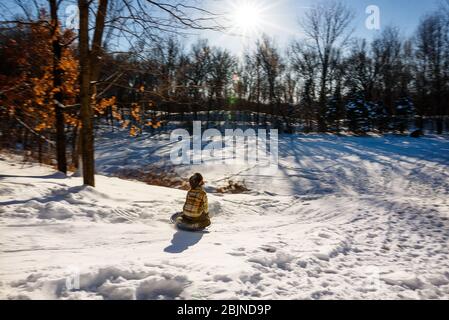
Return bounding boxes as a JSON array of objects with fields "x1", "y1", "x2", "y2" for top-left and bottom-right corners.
[{"x1": 170, "y1": 212, "x2": 210, "y2": 232}]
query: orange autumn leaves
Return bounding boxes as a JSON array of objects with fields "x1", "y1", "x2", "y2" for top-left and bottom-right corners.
[
  {"x1": 127, "y1": 99, "x2": 161, "y2": 137},
  {"x1": 1, "y1": 21, "x2": 81, "y2": 132},
  {"x1": 22, "y1": 22, "x2": 117, "y2": 132},
  {"x1": 1, "y1": 16, "x2": 158, "y2": 138},
  {"x1": 1, "y1": 18, "x2": 116, "y2": 133},
  {"x1": 28, "y1": 48, "x2": 79, "y2": 131}
]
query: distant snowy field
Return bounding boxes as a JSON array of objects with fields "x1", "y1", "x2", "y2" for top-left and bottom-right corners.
[{"x1": 1, "y1": 133, "x2": 449, "y2": 299}]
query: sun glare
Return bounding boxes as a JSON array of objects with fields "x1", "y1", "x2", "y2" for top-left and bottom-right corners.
[{"x1": 230, "y1": 1, "x2": 265, "y2": 36}]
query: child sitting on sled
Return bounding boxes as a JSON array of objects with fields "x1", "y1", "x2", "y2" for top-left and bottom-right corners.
[{"x1": 180, "y1": 173, "x2": 211, "y2": 228}]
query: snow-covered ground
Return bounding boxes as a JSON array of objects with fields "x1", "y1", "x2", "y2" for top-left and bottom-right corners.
[{"x1": 1, "y1": 133, "x2": 449, "y2": 299}]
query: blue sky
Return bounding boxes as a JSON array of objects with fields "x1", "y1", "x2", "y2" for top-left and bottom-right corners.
[
  {"x1": 197, "y1": 0, "x2": 443, "y2": 54},
  {"x1": 1, "y1": 0, "x2": 443, "y2": 54}
]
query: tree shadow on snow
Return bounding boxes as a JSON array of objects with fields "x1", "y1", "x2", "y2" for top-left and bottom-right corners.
[
  {"x1": 0, "y1": 185, "x2": 85, "y2": 206},
  {"x1": 0, "y1": 172, "x2": 67, "y2": 180},
  {"x1": 164, "y1": 230, "x2": 205, "y2": 253}
]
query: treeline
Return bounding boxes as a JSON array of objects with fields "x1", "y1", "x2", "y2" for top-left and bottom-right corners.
[
  {"x1": 0, "y1": 0, "x2": 449, "y2": 183},
  {"x1": 97, "y1": 2, "x2": 449, "y2": 135}
]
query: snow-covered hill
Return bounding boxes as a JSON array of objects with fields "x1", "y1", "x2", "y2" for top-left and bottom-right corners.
[{"x1": 1, "y1": 134, "x2": 449, "y2": 299}]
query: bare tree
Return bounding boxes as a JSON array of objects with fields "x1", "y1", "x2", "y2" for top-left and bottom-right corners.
[
  {"x1": 186, "y1": 39, "x2": 211, "y2": 120},
  {"x1": 208, "y1": 47, "x2": 236, "y2": 123},
  {"x1": 241, "y1": 50, "x2": 263, "y2": 125},
  {"x1": 371, "y1": 27, "x2": 404, "y2": 113},
  {"x1": 414, "y1": 12, "x2": 449, "y2": 133},
  {"x1": 290, "y1": 41, "x2": 320, "y2": 131},
  {"x1": 299, "y1": 0, "x2": 354, "y2": 131},
  {"x1": 255, "y1": 35, "x2": 284, "y2": 128},
  {"x1": 76, "y1": 0, "x2": 220, "y2": 186}
]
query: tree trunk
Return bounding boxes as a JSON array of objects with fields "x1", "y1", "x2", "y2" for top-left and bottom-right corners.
[
  {"x1": 50, "y1": 0, "x2": 67, "y2": 174},
  {"x1": 77, "y1": 0, "x2": 108, "y2": 186},
  {"x1": 78, "y1": 0, "x2": 95, "y2": 186},
  {"x1": 38, "y1": 137, "x2": 43, "y2": 164},
  {"x1": 71, "y1": 124, "x2": 79, "y2": 169},
  {"x1": 318, "y1": 59, "x2": 329, "y2": 132},
  {"x1": 89, "y1": 0, "x2": 108, "y2": 83}
]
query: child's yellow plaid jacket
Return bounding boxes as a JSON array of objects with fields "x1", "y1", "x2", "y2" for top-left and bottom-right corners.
[{"x1": 183, "y1": 186, "x2": 208, "y2": 219}]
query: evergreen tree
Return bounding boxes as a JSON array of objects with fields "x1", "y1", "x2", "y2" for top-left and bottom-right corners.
[
  {"x1": 392, "y1": 97, "x2": 415, "y2": 133},
  {"x1": 345, "y1": 94, "x2": 372, "y2": 134},
  {"x1": 370, "y1": 102, "x2": 390, "y2": 133},
  {"x1": 325, "y1": 91, "x2": 343, "y2": 133}
]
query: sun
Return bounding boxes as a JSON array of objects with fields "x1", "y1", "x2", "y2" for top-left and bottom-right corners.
[
  {"x1": 229, "y1": 0, "x2": 265, "y2": 36},
  {"x1": 232, "y1": 3, "x2": 262, "y2": 31}
]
